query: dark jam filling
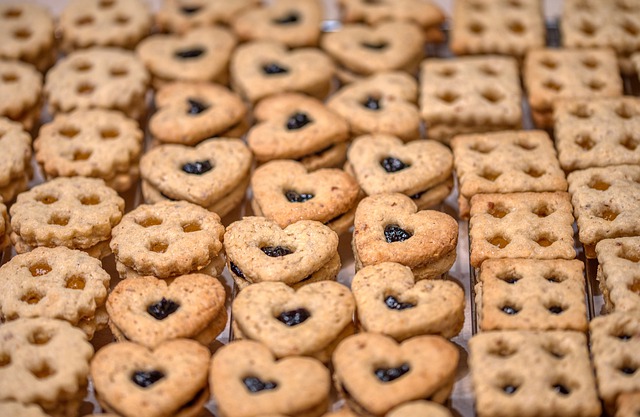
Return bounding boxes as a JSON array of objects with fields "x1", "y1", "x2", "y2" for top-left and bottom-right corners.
[
  {"x1": 187, "y1": 98, "x2": 209, "y2": 115},
  {"x1": 286, "y1": 112, "x2": 312, "y2": 130},
  {"x1": 384, "y1": 224, "x2": 412, "y2": 243},
  {"x1": 384, "y1": 295, "x2": 415, "y2": 310},
  {"x1": 262, "y1": 63, "x2": 289, "y2": 75},
  {"x1": 362, "y1": 96, "x2": 381, "y2": 110},
  {"x1": 261, "y1": 246, "x2": 293, "y2": 257},
  {"x1": 132, "y1": 370, "x2": 165, "y2": 388},
  {"x1": 380, "y1": 157, "x2": 409, "y2": 173},
  {"x1": 272, "y1": 11, "x2": 300, "y2": 24},
  {"x1": 180, "y1": 5, "x2": 201, "y2": 14},
  {"x1": 361, "y1": 41, "x2": 388, "y2": 50},
  {"x1": 277, "y1": 308, "x2": 311, "y2": 326},
  {"x1": 147, "y1": 298, "x2": 180, "y2": 320},
  {"x1": 243, "y1": 376, "x2": 278, "y2": 393},
  {"x1": 182, "y1": 160, "x2": 213, "y2": 175},
  {"x1": 174, "y1": 47, "x2": 205, "y2": 59},
  {"x1": 229, "y1": 261, "x2": 245, "y2": 279},
  {"x1": 285, "y1": 190, "x2": 314, "y2": 203},
  {"x1": 375, "y1": 363, "x2": 410, "y2": 382}
]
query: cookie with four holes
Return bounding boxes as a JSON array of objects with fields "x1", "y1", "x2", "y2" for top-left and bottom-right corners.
[
  {"x1": 345, "y1": 134, "x2": 454, "y2": 210},
  {"x1": 251, "y1": 160, "x2": 361, "y2": 236},
  {"x1": 0, "y1": 59, "x2": 42, "y2": 132},
  {"x1": 0, "y1": 117, "x2": 32, "y2": 203},
  {"x1": 156, "y1": 0, "x2": 261, "y2": 34},
  {"x1": 595, "y1": 237, "x2": 640, "y2": 314},
  {"x1": 210, "y1": 339, "x2": 331, "y2": 417},
  {"x1": 91, "y1": 339, "x2": 211, "y2": 417},
  {"x1": 352, "y1": 193, "x2": 458, "y2": 280},
  {"x1": 247, "y1": 93, "x2": 350, "y2": 170}
]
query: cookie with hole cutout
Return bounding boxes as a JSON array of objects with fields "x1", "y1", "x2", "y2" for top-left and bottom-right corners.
[
  {"x1": 595, "y1": 236, "x2": 640, "y2": 314},
  {"x1": 0, "y1": 117, "x2": 32, "y2": 204},
  {"x1": 156, "y1": 0, "x2": 260, "y2": 34},
  {"x1": 0, "y1": 59, "x2": 42, "y2": 132}
]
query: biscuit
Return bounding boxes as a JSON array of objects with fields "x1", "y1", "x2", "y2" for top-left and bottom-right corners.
[
  {"x1": 156, "y1": 0, "x2": 260, "y2": 34},
  {"x1": 567, "y1": 165, "x2": 640, "y2": 258},
  {"x1": 451, "y1": 130, "x2": 567, "y2": 219},
  {"x1": 0, "y1": 59, "x2": 42, "y2": 132},
  {"x1": 352, "y1": 262, "x2": 464, "y2": 341},
  {"x1": 386, "y1": 401, "x2": 453, "y2": 417},
  {"x1": 0, "y1": 117, "x2": 32, "y2": 203},
  {"x1": 352, "y1": 193, "x2": 458, "y2": 280},
  {"x1": 91, "y1": 339, "x2": 211, "y2": 417},
  {"x1": 0, "y1": 199, "x2": 9, "y2": 253},
  {"x1": 595, "y1": 237, "x2": 640, "y2": 314},
  {"x1": 469, "y1": 330, "x2": 602, "y2": 417},
  {"x1": 34, "y1": 109, "x2": 143, "y2": 193},
  {"x1": 469, "y1": 192, "x2": 576, "y2": 268}
]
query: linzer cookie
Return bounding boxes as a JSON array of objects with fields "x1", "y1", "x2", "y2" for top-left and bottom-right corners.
[
  {"x1": 34, "y1": 109, "x2": 143, "y2": 193},
  {"x1": 523, "y1": 48, "x2": 623, "y2": 128},
  {"x1": 10, "y1": 177, "x2": 125, "y2": 259},
  {"x1": 595, "y1": 237, "x2": 640, "y2": 314},
  {"x1": 553, "y1": 97, "x2": 640, "y2": 172},
  {"x1": 567, "y1": 165, "x2": 640, "y2": 258},
  {"x1": 224, "y1": 217, "x2": 341, "y2": 289},
  {"x1": 351, "y1": 262, "x2": 464, "y2": 341},
  {"x1": 0, "y1": 117, "x2": 32, "y2": 203},
  {"x1": 451, "y1": 130, "x2": 567, "y2": 219},
  {"x1": 156, "y1": 0, "x2": 260, "y2": 34},
  {"x1": 469, "y1": 192, "x2": 576, "y2": 268},
  {"x1": 469, "y1": 331, "x2": 602, "y2": 417},
  {"x1": 352, "y1": 193, "x2": 458, "y2": 280},
  {"x1": 247, "y1": 93, "x2": 350, "y2": 170},
  {"x1": 0, "y1": 59, "x2": 42, "y2": 132},
  {"x1": 420, "y1": 56, "x2": 522, "y2": 144},
  {"x1": 346, "y1": 134, "x2": 454, "y2": 210}
]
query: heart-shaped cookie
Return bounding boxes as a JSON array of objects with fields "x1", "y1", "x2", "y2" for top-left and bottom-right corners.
[
  {"x1": 332, "y1": 332, "x2": 459, "y2": 416},
  {"x1": 231, "y1": 40, "x2": 335, "y2": 103},
  {"x1": 351, "y1": 262, "x2": 464, "y2": 340},
  {"x1": 232, "y1": 281, "x2": 355, "y2": 360},
  {"x1": 91, "y1": 339, "x2": 210, "y2": 417},
  {"x1": 107, "y1": 273, "x2": 227, "y2": 348},
  {"x1": 210, "y1": 340, "x2": 330, "y2": 417}
]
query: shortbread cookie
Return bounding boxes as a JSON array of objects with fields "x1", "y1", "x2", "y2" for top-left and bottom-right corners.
[
  {"x1": 553, "y1": 97, "x2": 640, "y2": 172},
  {"x1": 59, "y1": 0, "x2": 152, "y2": 52},
  {"x1": 469, "y1": 192, "x2": 576, "y2": 268},
  {"x1": 523, "y1": 48, "x2": 623, "y2": 128},
  {"x1": 352, "y1": 193, "x2": 458, "y2": 280},
  {"x1": 10, "y1": 177, "x2": 125, "y2": 258},
  {"x1": 0, "y1": 402, "x2": 50, "y2": 417},
  {"x1": 232, "y1": 281, "x2": 355, "y2": 362},
  {"x1": 595, "y1": 237, "x2": 640, "y2": 314},
  {"x1": 136, "y1": 26, "x2": 237, "y2": 89},
  {"x1": 387, "y1": 401, "x2": 453, "y2": 417},
  {"x1": 232, "y1": 0, "x2": 322, "y2": 48},
  {"x1": 34, "y1": 109, "x2": 143, "y2": 193},
  {"x1": 590, "y1": 312, "x2": 640, "y2": 415},
  {"x1": 0, "y1": 318, "x2": 94, "y2": 417},
  {"x1": 567, "y1": 165, "x2": 640, "y2": 258},
  {"x1": 0, "y1": 2, "x2": 56, "y2": 72},
  {"x1": 0, "y1": 117, "x2": 32, "y2": 203},
  {"x1": 469, "y1": 330, "x2": 602, "y2": 417},
  {"x1": 333, "y1": 333, "x2": 458, "y2": 416},
  {"x1": 352, "y1": 262, "x2": 464, "y2": 341},
  {"x1": 0, "y1": 199, "x2": 9, "y2": 252},
  {"x1": 156, "y1": 0, "x2": 260, "y2": 34},
  {"x1": 420, "y1": 56, "x2": 522, "y2": 144},
  {"x1": 211, "y1": 340, "x2": 331, "y2": 417},
  {"x1": 247, "y1": 93, "x2": 350, "y2": 169},
  {"x1": 91, "y1": 339, "x2": 211, "y2": 417},
  {"x1": 231, "y1": 40, "x2": 335, "y2": 103},
  {"x1": 251, "y1": 160, "x2": 360, "y2": 236},
  {"x1": 150, "y1": 82, "x2": 247, "y2": 145},
  {"x1": 346, "y1": 134, "x2": 453, "y2": 209},
  {"x1": 327, "y1": 72, "x2": 420, "y2": 142},
  {"x1": 0, "y1": 59, "x2": 42, "y2": 132},
  {"x1": 44, "y1": 47, "x2": 150, "y2": 121},
  {"x1": 450, "y1": 0, "x2": 545, "y2": 58},
  {"x1": 452, "y1": 130, "x2": 567, "y2": 219}
]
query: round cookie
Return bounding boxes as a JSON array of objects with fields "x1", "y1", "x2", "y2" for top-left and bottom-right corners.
[
  {"x1": 0, "y1": 117, "x2": 32, "y2": 203},
  {"x1": 156, "y1": 0, "x2": 261, "y2": 34},
  {"x1": 0, "y1": 59, "x2": 42, "y2": 132}
]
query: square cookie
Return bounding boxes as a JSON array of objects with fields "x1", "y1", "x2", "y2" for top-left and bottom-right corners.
[
  {"x1": 469, "y1": 330, "x2": 602, "y2": 417},
  {"x1": 452, "y1": 130, "x2": 567, "y2": 219},
  {"x1": 469, "y1": 192, "x2": 576, "y2": 269},
  {"x1": 420, "y1": 56, "x2": 522, "y2": 144},
  {"x1": 595, "y1": 237, "x2": 640, "y2": 314},
  {"x1": 523, "y1": 48, "x2": 623, "y2": 128},
  {"x1": 567, "y1": 165, "x2": 640, "y2": 258},
  {"x1": 553, "y1": 97, "x2": 640, "y2": 172}
]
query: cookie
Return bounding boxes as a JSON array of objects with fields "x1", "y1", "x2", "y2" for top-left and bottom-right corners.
[
  {"x1": 451, "y1": 130, "x2": 567, "y2": 219},
  {"x1": 0, "y1": 402, "x2": 50, "y2": 417},
  {"x1": 210, "y1": 340, "x2": 331, "y2": 417},
  {"x1": 595, "y1": 237, "x2": 640, "y2": 314},
  {"x1": 352, "y1": 262, "x2": 464, "y2": 341},
  {"x1": 156, "y1": 0, "x2": 260, "y2": 34},
  {"x1": 231, "y1": 40, "x2": 335, "y2": 104},
  {"x1": 91, "y1": 339, "x2": 211, "y2": 417},
  {"x1": 10, "y1": 177, "x2": 125, "y2": 259},
  {"x1": 247, "y1": 93, "x2": 350, "y2": 169},
  {"x1": 616, "y1": 392, "x2": 640, "y2": 417},
  {"x1": 333, "y1": 332, "x2": 459, "y2": 416},
  {"x1": 231, "y1": 0, "x2": 323, "y2": 48},
  {"x1": 567, "y1": 165, "x2": 640, "y2": 258},
  {"x1": 0, "y1": 318, "x2": 94, "y2": 417},
  {"x1": 44, "y1": 47, "x2": 150, "y2": 122},
  {"x1": 387, "y1": 401, "x2": 453, "y2": 417},
  {"x1": 58, "y1": 0, "x2": 152, "y2": 52},
  {"x1": 327, "y1": 72, "x2": 420, "y2": 142},
  {"x1": 150, "y1": 82, "x2": 248, "y2": 145},
  {"x1": 224, "y1": 217, "x2": 340, "y2": 289},
  {"x1": 352, "y1": 193, "x2": 458, "y2": 280},
  {"x1": 34, "y1": 109, "x2": 143, "y2": 193},
  {"x1": 0, "y1": 198, "x2": 9, "y2": 253},
  {"x1": 420, "y1": 56, "x2": 522, "y2": 144},
  {"x1": 0, "y1": 117, "x2": 32, "y2": 203},
  {"x1": 251, "y1": 160, "x2": 361, "y2": 236},
  {"x1": 468, "y1": 192, "x2": 576, "y2": 268},
  {"x1": 136, "y1": 26, "x2": 236, "y2": 89},
  {"x1": 110, "y1": 201, "x2": 225, "y2": 280},
  {"x1": 0, "y1": 59, "x2": 42, "y2": 132},
  {"x1": 107, "y1": 273, "x2": 227, "y2": 348},
  {"x1": 469, "y1": 330, "x2": 602, "y2": 417},
  {"x1": 346, "y1": 134, "x2": 454, "y2": 210}
]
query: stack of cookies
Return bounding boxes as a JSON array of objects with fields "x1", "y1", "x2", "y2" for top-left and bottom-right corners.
[{"x1": 0, "y1": 118, "x2": 32, "y2": 203}]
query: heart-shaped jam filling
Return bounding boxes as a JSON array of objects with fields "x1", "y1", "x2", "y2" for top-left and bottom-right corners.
[
  {"x1": 384, "y1": 295, "x2": 415, "y2": 310},
  {"x1": 374, "y1": 363, "x2": 410, "y2": 382},
  {"x1": 286, "y1": 112, "x2": 312, "y2": 130},
  {"x1": 263, "y1": 63, "x2": 289, "y2": 75},
  {"x1": 380, "y1": 157, "x2": 410, "y2": 173},
  {"x1": 243, "y1": 376, "x2": 278, "y2": 393},
  {"x1": 277, "y1": 308, "x2": 311, "y2": 326},
  {"x1": 273, "y1": 12, "x2": 299, "y2": 25},
  {"x1": 285, "y1": 190, "x2": 314, "y2": 203},
  {"x1": 182, "y1": 160, "x2": 213, "y2": 175},
  {"x1": 174, "y1": 48, "x2": 205, "y2": 59},
  {"x1": 261, "y1": 246, "x2": 293, "y2": 257},
  {"x1": 187, "y1": 98, "x2": 209, "y2": 115},
  {"x1": 147, "y1": 298, "x2": 180, "y2": 320},
  {"x1": 384, "y1": 224, "x2": 412, "y2": 243},
  {"x1": 132, "y1": 370, "x2": 165, "y2": 388}
]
